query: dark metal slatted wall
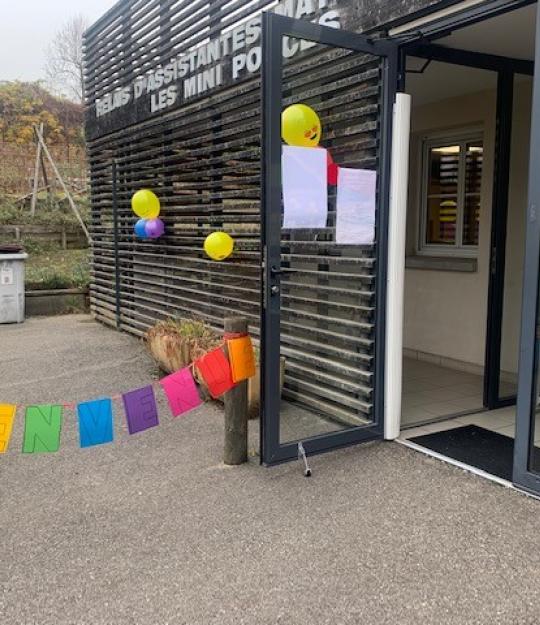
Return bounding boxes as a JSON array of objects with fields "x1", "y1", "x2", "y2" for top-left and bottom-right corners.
[{"x1": 85, "y1": 0, "x2": 382, "y2": 426}]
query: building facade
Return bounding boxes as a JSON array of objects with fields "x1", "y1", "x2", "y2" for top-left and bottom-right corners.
[{"x1": 85, "y1": 0, "x2": 540, "y2": 496}]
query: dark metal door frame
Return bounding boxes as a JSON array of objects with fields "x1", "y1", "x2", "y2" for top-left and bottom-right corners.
[
  {"x1": 513, "y1": 2, "x2": 540, "y2": 496},
  {"x1": 260, "y1": 12, "x2": 399, "y2": 465}
]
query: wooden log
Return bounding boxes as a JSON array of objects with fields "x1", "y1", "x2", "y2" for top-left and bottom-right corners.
[{"x1": 223, "y1": 316, "x2": 248, "y2": 465}]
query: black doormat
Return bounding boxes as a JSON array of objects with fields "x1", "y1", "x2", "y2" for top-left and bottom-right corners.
[{"x1": 408, "y1": 424, "x2": 536, "y2": 481}]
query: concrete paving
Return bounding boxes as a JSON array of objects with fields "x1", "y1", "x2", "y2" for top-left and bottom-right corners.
[{"x1": 1, "y1": 315, "x2": 539, "y2": 625}]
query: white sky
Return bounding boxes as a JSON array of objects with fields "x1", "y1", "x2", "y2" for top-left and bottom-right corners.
[{"x1": 0, "y1": 0, "x2": 118, "y2": 82}]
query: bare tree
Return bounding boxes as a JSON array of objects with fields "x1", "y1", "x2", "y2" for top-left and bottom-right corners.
[{"x1": 45, "y1": 15, "x2": 88, "y2": 103}]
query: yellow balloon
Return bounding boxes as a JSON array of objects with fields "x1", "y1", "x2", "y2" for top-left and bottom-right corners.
[
  {"x1": 281, "y1": 104, "x2": 322, "y2": 148},
  {"x1": 131, "y1": 189, "x2": 160, "y2": 219},
  {"x1": 204, "y1": 232, "x2": 234, "y2": 261}
]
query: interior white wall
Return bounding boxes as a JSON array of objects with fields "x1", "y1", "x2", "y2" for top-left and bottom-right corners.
[{"x1": 403, "y1": 77, "x2": 532, "y2": 374}]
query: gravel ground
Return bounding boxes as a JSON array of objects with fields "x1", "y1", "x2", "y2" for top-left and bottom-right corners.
[{"x1": 0, "y1": 315, "x2": 539, "y2": 625}]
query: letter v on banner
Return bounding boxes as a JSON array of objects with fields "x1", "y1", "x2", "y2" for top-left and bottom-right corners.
[{"x1": 77, "y1": 398, "x2": 114, "y2": 448}]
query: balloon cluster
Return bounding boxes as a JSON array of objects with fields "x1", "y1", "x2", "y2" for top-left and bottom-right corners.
[
  {"x1": 131, "y1": 189, "x2": 165, "y2": 239},
  {"x1": 281, "y1": 103, "x2": 338, "y2": 185}
]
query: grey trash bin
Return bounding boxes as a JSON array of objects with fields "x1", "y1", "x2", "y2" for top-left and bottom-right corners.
[{"x1": 0, "y1": 245, "x2": 28, "y2": 324}]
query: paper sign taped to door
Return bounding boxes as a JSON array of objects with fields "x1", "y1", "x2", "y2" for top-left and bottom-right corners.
[
  {"x1": 282, "y1": 145, "x2": 328, "y2": 229},
  {"x1": 336, "y1": 168, "x2": 377, "y2": 244}
]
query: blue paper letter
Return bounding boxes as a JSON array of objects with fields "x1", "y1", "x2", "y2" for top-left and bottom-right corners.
[{"x1": 77, "y1": 398, "x2": 114, "y2": 448}]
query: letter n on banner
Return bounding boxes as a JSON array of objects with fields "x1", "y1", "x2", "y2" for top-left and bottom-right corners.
[
  {"x1": 0, "y1": 404, "x2": 16, "y2": 453},
  {"x1": 77, "y1": 398, "x2": 114, "y2": 448},
  {"x1": 195, "y1": 348, "x2": 235, "y2": 398},
  {"x1": 122, "y1": 386, "x2": 159, "y2": 434},
  {"x1": 23, "y1": 405, "x2": 63, "y2": 453},
  {"x1": 160, "y1": 368, "x2": 202, "y2": 417}
]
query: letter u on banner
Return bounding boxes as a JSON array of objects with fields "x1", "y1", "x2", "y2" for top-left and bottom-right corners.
[
  {"x1": 23, "y1": 405, "x2": 63, "y2": 453},
  {"x1": 195, "y1": 348, "x2": 235, "y2": 398}
]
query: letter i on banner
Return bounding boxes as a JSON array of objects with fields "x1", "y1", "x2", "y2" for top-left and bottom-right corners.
[
  {"x1": 23, "y1": 405, "x2": 63, "y2": 453},
  {"x1": 195, "y1": 348, "x2": 235, "y2": 398},
  {"x1": 77, "y1": 398, "x2": 114, "y2": 448},
  {"x1": 160, "y1": 368, "x2": 202, "y2": 417},
  {"x1": 0, "y1": 404, "x2": 16, "y2": 453}
]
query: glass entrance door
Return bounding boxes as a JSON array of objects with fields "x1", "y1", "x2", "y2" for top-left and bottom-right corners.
[
  {"x1": 260, "y1": 13, "x2": 398, "y2": 464},
  {"x1": 513, "y1": 5, "x2": 540, "y2": 496}
]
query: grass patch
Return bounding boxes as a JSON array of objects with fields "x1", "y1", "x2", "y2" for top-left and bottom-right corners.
[
  {"x1": 25, "y1": 247, "x2": 90, "y2": 291},
  {"x1": 0, "y1": 194, "x2": 89, "y2": 227}
]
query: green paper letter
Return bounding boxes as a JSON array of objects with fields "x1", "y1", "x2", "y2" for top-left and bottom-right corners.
[{"x1": 23, "y1": 405, "x2": 63, "y2": 453}]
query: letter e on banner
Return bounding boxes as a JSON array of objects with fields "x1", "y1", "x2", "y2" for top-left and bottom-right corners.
[
  {"x1": 160, "y1": 368, "x2": 202, "y2": 417},
  {"x1": 122, "y1": 386, "x2": 159, "y2": 435}
]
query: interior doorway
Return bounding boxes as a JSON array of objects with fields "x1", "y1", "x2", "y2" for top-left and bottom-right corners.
[{"x1": 397, "y1": 2, "x2": 537, "y2": 481}]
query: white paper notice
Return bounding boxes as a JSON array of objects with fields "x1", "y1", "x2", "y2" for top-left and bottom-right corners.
[
  {"x1": 282, "y1": 145, "x2": 327, "y2": 229},
  {"x1": 336, "y1": 168, "x2": 377, "y2": 244}
]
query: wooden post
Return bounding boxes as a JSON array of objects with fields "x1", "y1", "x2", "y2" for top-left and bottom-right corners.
[
  {"x1": 223, "y1": 317, "x2": 248, "y2": 465},
  {"x1": 30, "y1": 123, "x2": 44, "y2": 216},
  {"x1": 34, "y1": 125, "x2": 92, "y2": 244}
]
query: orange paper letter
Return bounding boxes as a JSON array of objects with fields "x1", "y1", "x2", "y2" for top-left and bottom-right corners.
[
  {"x1": 0, "y1": 404, "x2": 16, "y2": 453},
  {"x1": 227, "y1": 337, "x2": 256, "y2": 382}
]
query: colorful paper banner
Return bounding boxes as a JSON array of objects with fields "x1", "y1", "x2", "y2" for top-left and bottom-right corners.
[
  {"x1": 23, "y1": 405, "x2": 63, "y2": 453},
  {"x1": 160, "y1": 368, "x2": 202, "y2": 417},
  {"x1": 0, "y1": 404, "x2": 16, "y2": 453},
  {"x1": 227, "y1": 336, "x2": 256, "y2": 383},
  {"x1": 195, "y1": 348, "x2": 235, "y2": 399},
  {"x1": 78, "y1": 398, "x2": 114, "y2": 448},
  {"x1": 122, "y1": 386, "x2": 159, "y2": 435}
]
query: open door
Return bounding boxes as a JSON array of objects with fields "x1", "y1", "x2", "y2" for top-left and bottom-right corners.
[
  {"x1": 260, "y1": 13, "x2": 400, "y2": 464},
  {"x1": 513, "y1": 5, "x2": 540, "y2": 496}
]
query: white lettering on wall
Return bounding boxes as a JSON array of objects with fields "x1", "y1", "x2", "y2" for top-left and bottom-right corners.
[{"x1": 95, "y1": 0, "x2": 342, "y2": 119}]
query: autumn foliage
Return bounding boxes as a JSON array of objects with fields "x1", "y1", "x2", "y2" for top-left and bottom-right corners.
[
  {"x1": 0, "y1": 81, "x2": 84, "y2": 147},
  {"x1": 0, "y1": 81, "x2": 86, "y2": 194}
]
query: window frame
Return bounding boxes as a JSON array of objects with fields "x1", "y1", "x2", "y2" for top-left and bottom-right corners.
[{"x1": 417, "y1": 127, "x2": 484, "y2": 257}]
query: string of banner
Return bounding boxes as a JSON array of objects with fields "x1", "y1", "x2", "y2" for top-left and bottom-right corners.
[{"x1": 0, "y1": 335, "x2": 256, "y2": 455}]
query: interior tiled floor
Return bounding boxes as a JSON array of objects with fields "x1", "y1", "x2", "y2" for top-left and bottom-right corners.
[
  {"x1": 400, "y1": 358, "x2": 540, "y2": 446},
  {"x1": 401, "y1": 357, "x2": 515, "y2": 427}
]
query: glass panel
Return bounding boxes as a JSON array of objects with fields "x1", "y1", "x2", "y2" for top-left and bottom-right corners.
[
  {"x1": 499, "y1": 76, "x2": 532, "y2": 400},
  {"x1": 463, "y1": 194, "x2": 480, "y2": 245},
  {"x1": 426, "y1": 197, "x2": 457, "y2": 245},
  {"x1": 277, "y1": 36, "x2": 381, "y2": 444},
  {"x1": 462, "y1": 140, "x2": 482, "y2": 246},
  {"x1": 529, "y1": 319, "x2": 540, "y2": 474},
  {"x1": 427, "y1": 145, "x2": 459, "y2": 195}
]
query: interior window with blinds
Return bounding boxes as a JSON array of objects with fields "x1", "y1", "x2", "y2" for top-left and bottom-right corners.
[{"x1": 420, "y1": 132, "x2": 483, "y2": 254}]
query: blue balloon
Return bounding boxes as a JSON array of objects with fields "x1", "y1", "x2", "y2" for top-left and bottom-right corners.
[{"x1": 134, "y1": 219, "x2": 149, "y2": 238}]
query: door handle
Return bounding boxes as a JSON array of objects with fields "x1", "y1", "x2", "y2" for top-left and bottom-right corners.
[{"x1": 270, "y1": 266, "x2": 297, "y2": 276}]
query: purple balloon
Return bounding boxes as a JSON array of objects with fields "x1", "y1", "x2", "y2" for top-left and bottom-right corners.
[{"x1": 145, "y1": 218, "x2": 165, "y2": 239}]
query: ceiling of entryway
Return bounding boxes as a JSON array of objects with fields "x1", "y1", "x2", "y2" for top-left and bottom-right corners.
[
  {"x1": 406, "y1": 2, "x2": 536, "y2": 106},
  {"x1": 436, "y1": 2, "x2": 536, "y2": 61}
]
